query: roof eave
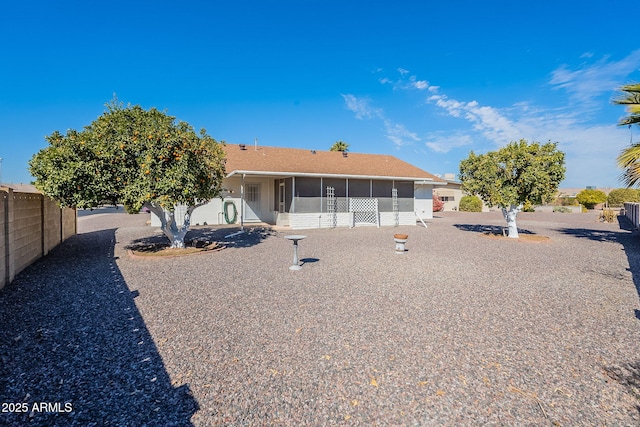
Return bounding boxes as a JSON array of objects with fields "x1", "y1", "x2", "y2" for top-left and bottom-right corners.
[{"x1": 226, "y1": 170, "x2": 446, "y2": 184}]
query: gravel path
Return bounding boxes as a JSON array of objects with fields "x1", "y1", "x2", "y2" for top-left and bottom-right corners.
[{"x1": 2, "y1": 209, "x2": 640, "y2": 425}]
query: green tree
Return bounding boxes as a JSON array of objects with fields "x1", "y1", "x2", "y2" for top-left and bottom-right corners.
[
  {"x1": 575, "y1": 189, "x2": 608, "y2": 210},
  {"x1": 330, "y1": 140, "x2": 349, "y2": 152},
  {"x1": 614, "y1": 84, "x2": 640, "y2": 186},
  {"x1": 459, "y1": 139, "x2": 565, "y2": 238},
  {"x1": 607, "y1": 188, "x2": 640, "y2": 207},
  {"x1": 29, "y1": 99, "x2": 226, "y2": 248},
  {"x1": 458, "y1": 195, "x2": 482, "y2": 212}
]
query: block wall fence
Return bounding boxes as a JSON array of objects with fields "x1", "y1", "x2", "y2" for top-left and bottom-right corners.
[
  {"x1": 624, "y1": 202, "x2": 640, "y2": 229},
  {"x1": 1, "y1": 187, "x2": 76, "y2": 290}
]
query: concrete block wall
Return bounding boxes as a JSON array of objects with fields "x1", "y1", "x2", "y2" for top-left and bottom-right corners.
[
  {"x1": 624, "y1": 202, "x2": 640, "y2": 229},
  {"x1": 12, "y1": 192, "x2": 43, "y2": 276},
  {"x1": 0, "y1": 191, "x2": 6, "y2": 291},
  {"x1": 1, "y1": 187, "x2": 76, "y2": 290}
]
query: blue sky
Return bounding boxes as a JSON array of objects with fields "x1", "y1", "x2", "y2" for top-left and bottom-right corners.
[{"x1": 1, "y1": 0, "x2": 639, "y2": 188}]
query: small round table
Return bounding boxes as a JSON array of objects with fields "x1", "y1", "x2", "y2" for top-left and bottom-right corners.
[{"x1": 284, "y1": 235, "x2": 306, "y2": 270}]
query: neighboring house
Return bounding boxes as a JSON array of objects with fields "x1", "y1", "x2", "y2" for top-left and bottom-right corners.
[
  {"x1": 154, "y1": 144, "x2": 447, "y2": 229},
  {"x1": 433, "y1": 173, "x2": 462, "y2": 212},
  {"x1": 432, "y1": 173, "x2": 490, "y2": 212}
]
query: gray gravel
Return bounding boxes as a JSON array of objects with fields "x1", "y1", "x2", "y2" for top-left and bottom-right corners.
[{"x1": 2, "y1": 209, "x2": 640, "y2": 426}]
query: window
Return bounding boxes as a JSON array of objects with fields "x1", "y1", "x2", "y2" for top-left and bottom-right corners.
[{"x1": 246, "y1": 184, "x2": 259, "y2": 202}]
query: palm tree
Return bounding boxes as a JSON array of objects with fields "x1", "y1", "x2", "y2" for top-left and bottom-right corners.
[
  {"x1": 330, "y1": 140, "x2": 349, "y2": 152},
  {"x1": 614, "y1": 83, "x2": 640, "y2": 126},
  {"x1": 615, "y1": 84, "x2": 640, "y2": 186}
]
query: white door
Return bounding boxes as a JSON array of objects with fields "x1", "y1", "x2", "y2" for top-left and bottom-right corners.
[
  {"x1": 414, "y1": 185, "x2": 433, "y2": 219},
  {"x1": 245, "y1": 183, "x2": 261, "y2": 221}
]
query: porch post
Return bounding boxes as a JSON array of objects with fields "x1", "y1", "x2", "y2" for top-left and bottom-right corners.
[
  {"x1": 291, "y1": 176, "x2": 296, "y2": 213},
  {"x1": 320, "y1": 177, "x2": 323, "y2": 213},
  {"x1": 241, "y1": 174, "x2": 245, "y2": 231}
]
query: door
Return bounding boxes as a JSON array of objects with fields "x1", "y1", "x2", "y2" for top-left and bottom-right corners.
[
  {"x1": 245, "y1": 183, "x2": 261, "y2": 221},
  {"x1": 414, "y1": 184, "x2": 433, "y2": 218}
]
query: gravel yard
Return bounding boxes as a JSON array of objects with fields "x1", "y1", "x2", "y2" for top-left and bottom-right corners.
[{"x1": 2, "y1": 209, "x2": 640, "y2": 426}]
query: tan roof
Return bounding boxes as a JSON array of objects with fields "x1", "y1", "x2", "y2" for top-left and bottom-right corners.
[
  {"x1": 222, "y1": 144, "x2": 444, "y2": 182},
  {"x1": 1, "y1": 183, "x2": 40, "y2": 193}
]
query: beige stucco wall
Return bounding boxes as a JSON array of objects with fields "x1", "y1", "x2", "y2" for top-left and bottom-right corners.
[{"x1": 1, "y1": 187, "x2": 76, "y2": 290}]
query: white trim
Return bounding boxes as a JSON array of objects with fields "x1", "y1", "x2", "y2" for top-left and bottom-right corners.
[{"x1": 226, "y1": 169, "x2": 447, "y2": 184}]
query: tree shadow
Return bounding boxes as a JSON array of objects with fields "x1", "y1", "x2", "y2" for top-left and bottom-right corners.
[
  {"x1": 125, "y1": 225, "x2": 275, "y2": 252},
  {"x1": 0, "y1": 229, "x2": 198, "y2": 426},
  {"x1": 453, "y1": 223, "x2": 535, "y2": 235},
  {"x1": 557, "y1": 215, "x2": 640, "y2": 411}
]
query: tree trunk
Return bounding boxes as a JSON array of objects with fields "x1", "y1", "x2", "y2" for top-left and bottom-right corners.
[
  {"x1": 145, "y1": 203, "x2": 198, "y2": 248},
  {"x1": 502, "y1": 204, "x2": 522, "y2": 238}
]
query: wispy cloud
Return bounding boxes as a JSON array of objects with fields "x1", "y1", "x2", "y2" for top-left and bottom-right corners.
[
  {"x1": 549, "y1": 50, "x2": 640, "y2": 106},
  {"x1": 341, "y1": 94, "x2": 379, "y2": 119},
  {"x1": 384, "y1": 120, "x2": 420, "y2": 147},
  {"x1": 425, "y1": 131, "x2": 474, "y2": 153},
  {"x1": 347, "y1": 58, "x2": 639, "y2": 186},
  {"x1": 428, "y1": 95, "x2": 525, "y2": 146},
  {"x1": 342, "y1": 93, "x2": 420, "y2": 148},
  {"x1": 380, "y1": 68, "x2": 438, "y2": 92}
]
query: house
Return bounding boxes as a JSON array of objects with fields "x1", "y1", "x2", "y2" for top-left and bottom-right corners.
[
  {"x1": 153, "y1": 144, "x2": 447, "y2": 229},
  {"x1": 433, "y1": 173, "x2": 462, "y2": 211},
  {"x1": 433, "y1": 173, "x2": 490, "y2": 212}
]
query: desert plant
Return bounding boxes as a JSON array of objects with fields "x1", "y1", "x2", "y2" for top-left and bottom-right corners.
[
  {"x1": 600, "y1": 208, "x2": 617, "y2": 223},
  {"x1": 459, "y1": 195, "x2": 483, "y2": 212},
  {"x1": 607, "y1": 188, "x2": 640, "y2": 207}
]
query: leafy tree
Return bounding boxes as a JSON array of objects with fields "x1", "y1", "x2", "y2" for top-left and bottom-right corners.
[
  {"x1": 459, "y1": 139, "x2": 565, "y2": 238},
  {"x1": 614, "y1": 84, "x2": 640, "y2": 186},
  {"x1": 607, "y1": 188, "x2": 640, "y2": 207},
  {"x1": 575, "y1": 189, "x2": 608, "y2": 209},
  {"x1": 330, "y1": 140, "x2": 349, "y2": 152},
  {"x1": 29, "y1": 99, "x2": 226, "y2": 248},
  {"x1": 458, "y1": 195, "x2": 482, "y2": 212}
]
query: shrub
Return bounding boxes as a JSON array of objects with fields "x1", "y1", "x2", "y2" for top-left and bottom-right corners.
[
  {"x1": 599, "y1": 209, "x2": 617, "y2": 223},
  {"x1": 607, "y1": 188, "x2": 640, "y2": 207},
  {"x1": 553, "y1": 206, "x2": 571, "y2": 213},
  {"x1": 576, "y1": 189, "x2": 607, "y2": 209},
  {"x1": 459, "y1": 195, "x2": 483, "y2": 212},
  {"x1": 556, "y1": 196, "x2": 578, "y2": 206}
]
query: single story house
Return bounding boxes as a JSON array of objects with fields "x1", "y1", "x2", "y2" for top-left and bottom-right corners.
[
  {"x1": 152, "y1": 143, "x2": 447, "y2": 229},
  {"x1": 433, "y1": 174, "x2": 490, "y2": 212}
]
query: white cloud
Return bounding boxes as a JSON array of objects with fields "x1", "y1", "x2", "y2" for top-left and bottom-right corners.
[
  {"x1": 425, "y1": 132, "x2": 474, "y2": 153},
  {"x1": 550, "y1": 50, "x2": 640, "y2": 106},
  {"x1": 342, "y1": 93, "x2": 420, "y2": 148},
  {"x1": 414, "y1": 80, "x2": 429, "y2": 90},
  {"x1": 384, "y1": 120, "x2": 420, "y2": 148},
  {"x1": 361, "y1": 56, "x2": 640, "y2": 186},
  {"x1": 341, "y1": 94, "x2": 378, "y2": 119}
]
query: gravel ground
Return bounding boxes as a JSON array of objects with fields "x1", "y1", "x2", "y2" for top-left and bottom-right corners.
[{"x1": 2, "y1": 209, "x2": 640, "y2": 426}]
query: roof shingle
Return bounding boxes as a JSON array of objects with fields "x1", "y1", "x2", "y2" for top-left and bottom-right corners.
[{"x1": 222, "y1": 144, "x2": 444, "y2": 181}]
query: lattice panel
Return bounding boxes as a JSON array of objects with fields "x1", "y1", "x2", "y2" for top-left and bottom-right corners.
[
  {"x1": 349, "y1": 197, "x2": 379, "y2": 227},
  {"x1": 326, "y1": 186, "x2": 336, "y2": 228},
  {"x1": 392, "y1": 188, "x2": 399, "y2": 226}
]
